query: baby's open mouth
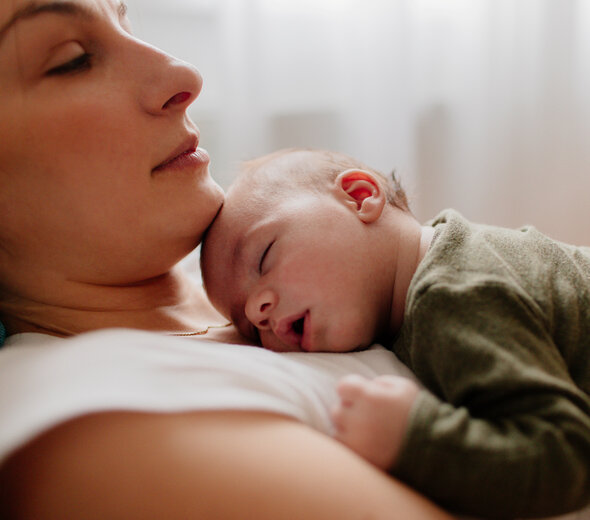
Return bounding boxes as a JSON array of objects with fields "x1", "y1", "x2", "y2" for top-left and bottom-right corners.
[
  {"x1": 292, "y1": 317, "x2": 304, "y2": 336},
  {"x1": 275, "y1": 311, "x2": 310, "y2": 351}
]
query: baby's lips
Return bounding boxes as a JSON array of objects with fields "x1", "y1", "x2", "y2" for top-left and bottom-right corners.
[
  {"x1": 273, "y1": 311, "x2": 308, "y2": 350},
  {"x1": 299, "y1": 311, "x2": 312, "y2": 352}
]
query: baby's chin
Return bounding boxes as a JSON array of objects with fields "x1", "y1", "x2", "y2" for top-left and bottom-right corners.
[
  {"x1": 319, "y1": 341, "x2": 371, "y2": 354},
  {"x1": 330, "y1": 331, "x2": 376, "y2": 353}
]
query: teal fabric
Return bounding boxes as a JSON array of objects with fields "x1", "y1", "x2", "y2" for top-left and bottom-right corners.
[{"x1": 0, "y1": 321, "x2": 5, "y2": 347}]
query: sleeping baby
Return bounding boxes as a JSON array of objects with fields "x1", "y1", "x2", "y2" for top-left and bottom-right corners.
[{"x1": 200, "y1": 147, "x2": 590, "y2": 519}]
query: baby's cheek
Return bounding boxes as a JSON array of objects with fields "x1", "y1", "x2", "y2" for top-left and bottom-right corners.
[{"x1": 333, "y1": 317, "x2": 374, "y2": 353}]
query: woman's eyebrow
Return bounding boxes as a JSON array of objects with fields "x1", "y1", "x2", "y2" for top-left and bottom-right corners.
[{"x1": 0, "y1": 2, "x2": 95, "y2": 47}]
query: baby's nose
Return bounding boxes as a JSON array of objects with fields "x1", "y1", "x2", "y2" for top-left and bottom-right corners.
[{"x1": 245, "y1": 289, "x2": 276, "y2": 330}]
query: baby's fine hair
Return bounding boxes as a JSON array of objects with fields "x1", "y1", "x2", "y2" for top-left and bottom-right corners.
[{"x1": 239, "y1": 148, "x2": 410, "y2": 211}]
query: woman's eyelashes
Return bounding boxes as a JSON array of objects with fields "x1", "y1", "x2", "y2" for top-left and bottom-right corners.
[
  {"x1": 258, "y1": 240, "x2": 275, "y2": 274},
  {"x1": 46, "y1": 53, "x2": 93, "y2": 76}
]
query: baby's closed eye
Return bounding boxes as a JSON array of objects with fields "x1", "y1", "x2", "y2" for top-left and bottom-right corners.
[{"x1": 259, "y1": 240, "x2": 275, "y2": 274}]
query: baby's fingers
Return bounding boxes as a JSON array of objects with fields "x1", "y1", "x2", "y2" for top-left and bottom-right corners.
[{"x1": 336, "y1": 374, "x2": 371, "y2": 406}]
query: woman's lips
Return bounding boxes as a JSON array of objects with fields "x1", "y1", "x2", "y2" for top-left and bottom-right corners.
[
  {"x1": 152, "y1": 148, "x2": 210, "y2": 173},
  {"x1": 152, "y1": 137, "x2": 209, "y2": 173}
]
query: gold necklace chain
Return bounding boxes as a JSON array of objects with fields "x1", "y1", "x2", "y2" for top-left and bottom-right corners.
[{"x1": 166, "y1": 322, "x2": 231, "y2": 337}]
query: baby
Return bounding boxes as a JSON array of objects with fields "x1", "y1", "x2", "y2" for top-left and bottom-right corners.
[{"x1": 201, "y1": 148, "x2": 590, "y2": 518}]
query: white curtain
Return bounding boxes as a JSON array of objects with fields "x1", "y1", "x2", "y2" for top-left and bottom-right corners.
[{"x1": 126, "y1": 0, "x2": 590, "y2": 244}]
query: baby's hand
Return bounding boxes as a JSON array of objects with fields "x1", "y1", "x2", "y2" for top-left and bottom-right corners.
[{"x1": 331, "y1": 374, "x2": 420, "y2": 471}]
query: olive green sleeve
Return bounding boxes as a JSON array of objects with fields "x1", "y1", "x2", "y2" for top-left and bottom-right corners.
[{"x1": 392, "y1": 282, "x2": 590, "y2": 519}]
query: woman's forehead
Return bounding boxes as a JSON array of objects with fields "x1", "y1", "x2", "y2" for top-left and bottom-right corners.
[
  {"x1": 0, "y1": 0, "x2": 120, "y2": 25},
  {"x1": 0, "y1": 0, "x2": 126, "y2": 56}
]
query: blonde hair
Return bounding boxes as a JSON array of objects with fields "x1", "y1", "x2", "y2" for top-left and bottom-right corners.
[{"x1": 238, "y1": 148, "x2": 409, "y2": 211}]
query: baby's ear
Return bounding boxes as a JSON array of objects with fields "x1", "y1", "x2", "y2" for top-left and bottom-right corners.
[{"x1": 335, "y1": 169, "x2": 386, "y2": 223}]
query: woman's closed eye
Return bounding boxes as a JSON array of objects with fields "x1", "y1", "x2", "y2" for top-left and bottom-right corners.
[
  {"x1": 46, "y1": 52, "x2": 93, "y2": 76},
  {"x1": 258, "y1": 240, "x2": 275, "y2": 274}
]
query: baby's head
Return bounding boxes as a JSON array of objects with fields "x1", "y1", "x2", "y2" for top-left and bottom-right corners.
[{"x1": 201, "y1": 148, "x2": 412, "y2": 353}]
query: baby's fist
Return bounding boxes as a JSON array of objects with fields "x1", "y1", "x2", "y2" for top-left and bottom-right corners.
[{"x1": 331, "y1": 374, "x2": 420, "y2": 470}]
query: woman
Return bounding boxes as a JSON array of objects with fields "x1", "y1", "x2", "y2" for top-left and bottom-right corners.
[{"x1": 0, "y1": 1, "x2": 455, "y2": 518}]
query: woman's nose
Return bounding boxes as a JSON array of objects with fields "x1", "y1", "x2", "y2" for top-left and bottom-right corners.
[
  {"x1": 132, "y1": 40, "x2": 203, "y2": 115},
  {"x1": 158, "y1": 60, "x2": 203, "y2": 113},
  {"x1": 245, "y1": 289, "x2": 277, "y2": 330}
]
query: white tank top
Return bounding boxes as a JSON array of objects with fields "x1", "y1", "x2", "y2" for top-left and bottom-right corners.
[
  {"x1": 0, "y1": 328, "x2": 414, "y2": 465},
  {"x1": 2, "y1": 329, "x2": 589, "y2": 520}
]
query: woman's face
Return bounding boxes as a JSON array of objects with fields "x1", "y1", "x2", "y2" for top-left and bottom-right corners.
[{"x1": 0, "y1": 0, "x2": 224, "y2": 289}]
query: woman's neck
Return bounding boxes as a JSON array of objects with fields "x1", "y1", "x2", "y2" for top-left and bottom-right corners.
[{"x1": 2, "y1": 267, "x2": 228, "y2": 338}]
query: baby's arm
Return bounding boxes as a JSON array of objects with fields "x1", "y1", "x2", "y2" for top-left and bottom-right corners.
[
  {"x1": 331, "y1": 374, "x2": 420, "y2": 470},
  {"x1": 393, "y1": 283, "x2": 590, "y2": 518}
]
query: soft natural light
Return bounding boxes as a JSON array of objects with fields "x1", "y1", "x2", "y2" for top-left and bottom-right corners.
[
  {"x1": 259, "y1": 0, "x2": 359, "y2": 13},
  {"x1": 124, "y1": 0, "x2": 590, "y2": 245}
]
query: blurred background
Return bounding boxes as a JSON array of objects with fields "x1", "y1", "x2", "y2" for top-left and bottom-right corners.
[{"x1": 125, "y1": 0, "x2": 589, "y2": 245}]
